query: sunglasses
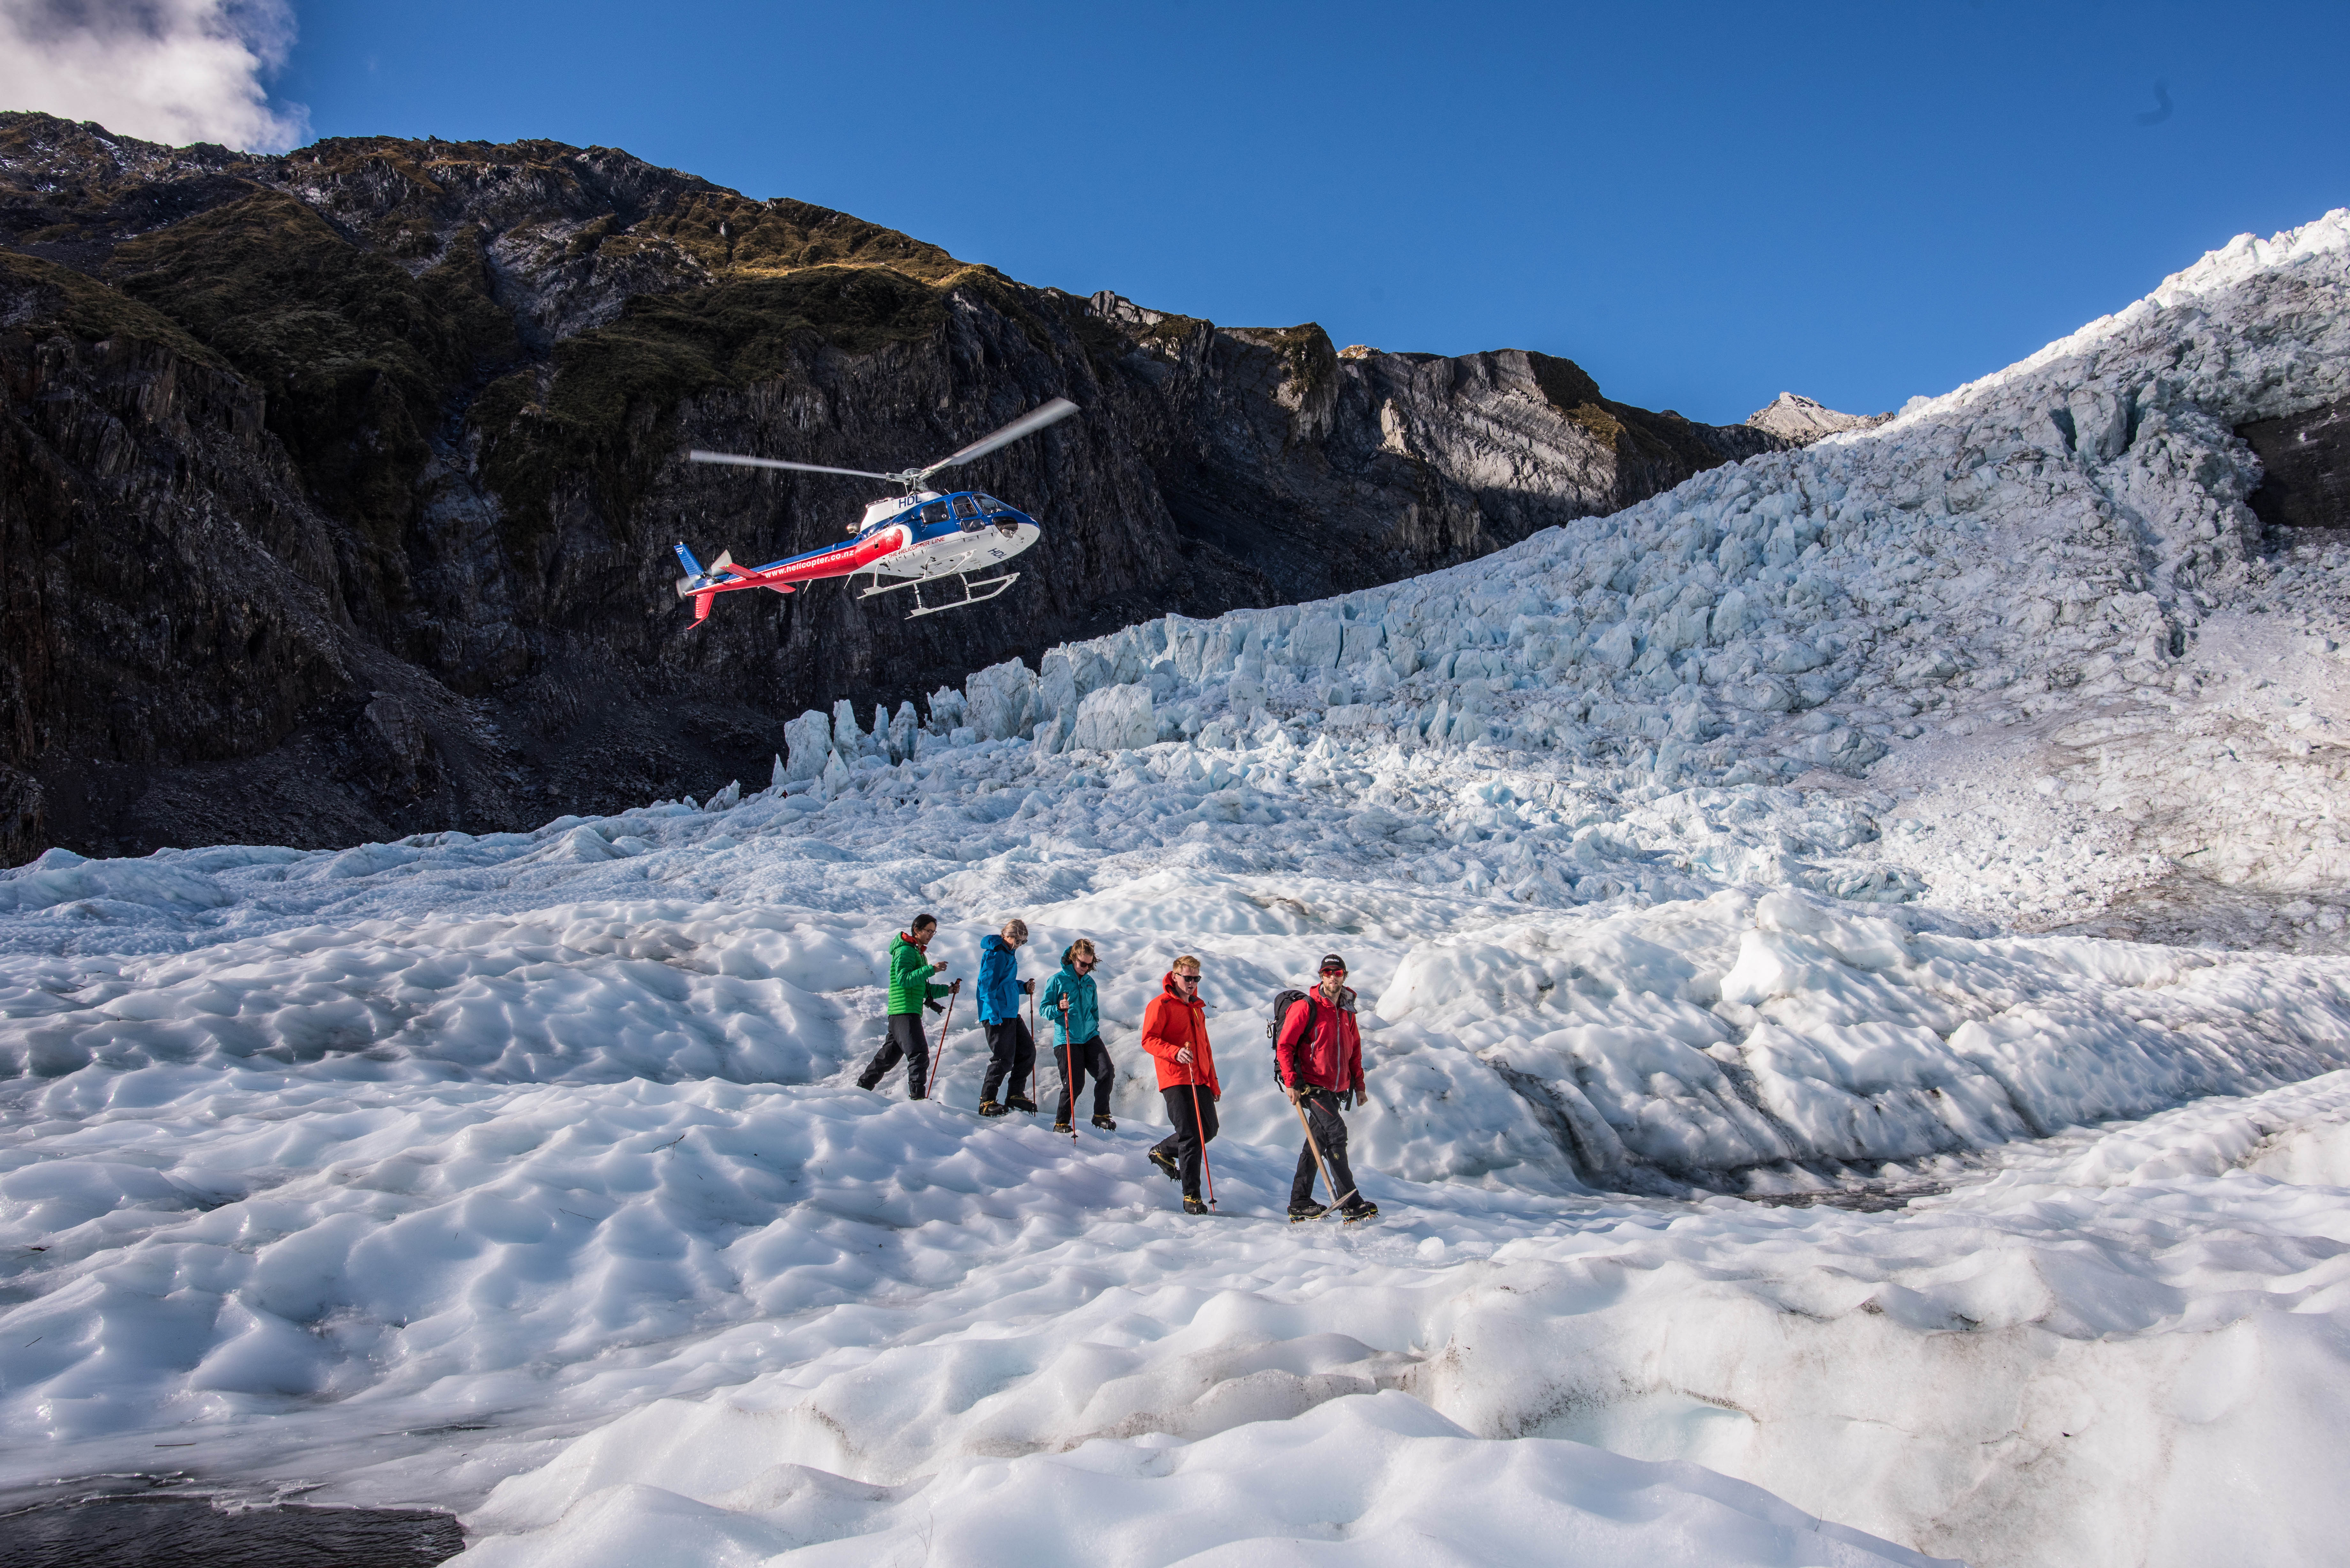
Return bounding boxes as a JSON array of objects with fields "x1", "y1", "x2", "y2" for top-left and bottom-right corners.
[
  {"x1": 1176, "y1": 971, "x2": 1201, "y2": 982},
  {"x1": 1320, "y1": 967, "x2": 1347, "y2": 976},
  {"x1": 1074, "y1": 957, "x2": 1095, "y2": 967}
]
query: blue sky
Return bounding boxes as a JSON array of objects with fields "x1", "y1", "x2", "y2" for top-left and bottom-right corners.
[{"x1": 266, "y1": 0, "x2": 2347, "y2": 424}]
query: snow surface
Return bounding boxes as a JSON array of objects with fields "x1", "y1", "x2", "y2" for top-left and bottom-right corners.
[{"x1": 6, "y1": 211, "x2": 2350, "y2": 1565}]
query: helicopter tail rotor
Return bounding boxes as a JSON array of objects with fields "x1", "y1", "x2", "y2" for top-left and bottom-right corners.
[{"x1": 674, "y1": 545, "x2": 733, "y2": 598}]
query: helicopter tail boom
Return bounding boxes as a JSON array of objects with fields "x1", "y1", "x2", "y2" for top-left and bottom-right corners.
[{"x1": 671, "y1": 527, "x2": 909, "y2": 622}]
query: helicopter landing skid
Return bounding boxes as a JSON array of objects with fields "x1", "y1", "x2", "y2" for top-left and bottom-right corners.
[{"x1": 860, "y1": 570, "x2": 1020, "y2": 618}]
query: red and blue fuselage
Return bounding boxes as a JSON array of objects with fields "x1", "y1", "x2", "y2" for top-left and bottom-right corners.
[{"x1": 673, "y1": 490, "x2": 1041, "y2": 622}]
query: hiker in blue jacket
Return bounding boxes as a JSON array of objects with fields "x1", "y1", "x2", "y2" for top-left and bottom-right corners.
[
  {"x1": 1042, "y1": 938, "x2": 1115, "y2": 1132},
  {"x1": 976, "y1": 918, "x2": 1037, "y2": 1116}
]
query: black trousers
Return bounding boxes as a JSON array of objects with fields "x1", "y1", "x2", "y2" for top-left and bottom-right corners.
[
  {"x1": 1153, "y1": 1085, "x2": 1220, "y2": 1200},
  {"x1": 859, "y1": 1013, "x2": 932, "y2": 1098},
  {"x1": 980, "y1": 1018, "x2": 1035, "y2": 1103},
  {"x1": 1290, "y1": 1089, "x2": 1361, "y2": 1209},
  {"x1": 1052, "y1": 1035, "x2": 1114, "y2": 1121}
]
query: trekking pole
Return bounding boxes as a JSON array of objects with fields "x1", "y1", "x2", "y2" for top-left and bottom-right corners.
[
  {"x1": 1054, "y1": 1008, "x2": 1077, "y2": 1140},
  {"x1": 1187, "y1": 1075, "x2": 1217, "y2": 1209},
  {"x1": 1288, "y1": 1091, "x2": 1363, "y2": 1213},
  {"x1": 935, "y1": 983, "x2": 958, "y2": 1100}
]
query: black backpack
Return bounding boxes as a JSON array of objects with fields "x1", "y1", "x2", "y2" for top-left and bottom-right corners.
[{"x1": 1267, "y1": 989, "x2": 1312, "y2": 1086}]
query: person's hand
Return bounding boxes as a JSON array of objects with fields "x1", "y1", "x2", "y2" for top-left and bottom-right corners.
[
  {"x1": 951, "y1": 978, "x2": 962, "y2": 991},
  {"x1": 1355, "y1": 1088, "x2": 1368, "y2": 1109},
  {"x1": 1022, "y1": 979, "x2": 1035, "y2": 995},
  {"x1": 1058, "y1": 995, "x2": 1069, "y2": 1012},
  {"x1": 1176, "y1": 1046, "x2": 1194, "y2": 1065},
  {"x1": 1285, "y1": 1085, "x2": 1303, "y2": 1106}
]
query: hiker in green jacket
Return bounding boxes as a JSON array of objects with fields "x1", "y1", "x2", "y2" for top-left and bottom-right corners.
[{"x1": 857, "y1": 913, "x2": 958, "y2": 1099}]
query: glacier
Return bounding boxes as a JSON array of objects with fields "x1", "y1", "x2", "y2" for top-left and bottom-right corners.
[{"x1": 4, "y1": 211, "x2": 2350, "y2": 1566}]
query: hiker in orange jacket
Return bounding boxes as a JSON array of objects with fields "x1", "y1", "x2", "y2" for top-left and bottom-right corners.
[{"x1": 1141, "y1": 954, "x2": 1221, "y2": 1214}]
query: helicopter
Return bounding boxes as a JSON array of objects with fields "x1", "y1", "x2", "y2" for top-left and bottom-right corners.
[{"x1": 674, "y1": 397, "x2": 1080, "y2": 623}]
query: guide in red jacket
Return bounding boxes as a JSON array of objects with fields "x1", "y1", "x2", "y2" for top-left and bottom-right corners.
[
  {"x1": 1275, "y1": 953, "x2": 1377, "y2": 1223},
  {"x1": 1141, "y1": 955, "x2": 1220, "y2": 1214}
]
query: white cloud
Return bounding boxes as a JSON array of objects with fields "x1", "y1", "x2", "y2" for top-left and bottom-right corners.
[{"x1": 0, "y1": 0, "x2": 310, "y2": 152}]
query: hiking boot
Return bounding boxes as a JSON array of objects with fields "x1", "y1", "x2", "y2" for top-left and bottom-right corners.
[
  {"x1": 1053, "y1": 1120, "x2": 1074, "y2": 1134},
  {"x1": 1182, "y1": 1195, "x2": 1209, "y2": 1216},
  {"x1": 1149, "y1": 1148, "x2": 1181, "y2": 1182},
  {"x1": 977, "y1": 1100, "x2": 1008, "y2": 1117},
  {"x1": 1338, "y1": 1200, "x2": 1379, "y2": 1224},
  {"x1": 855, "y1": 1075, "x2": 880, "y2": 1092},
  {"x1": 1091, "y1": 1113, "x2": 1117, "y2": 1131},
  {"x1": 1287, "y1": 1201, "x2": 1330, "y2": 1223},
  {"x1": 1007, "y1": 1096, "x2": 1039, "y2": 1114}
]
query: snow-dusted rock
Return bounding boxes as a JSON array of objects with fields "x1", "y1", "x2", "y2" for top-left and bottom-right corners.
[{"x1": 1744, "y1": 391, "x2": 1894, "y2": 444}]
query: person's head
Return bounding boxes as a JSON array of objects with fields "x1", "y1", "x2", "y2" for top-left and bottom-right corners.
[
  {"x1": 1065, "y1": 938, "x2": 1096, "y2": 971},
  {"x1": 1171, "y1": 954, "x2": 1202, "y2": 995},
  {"x1": 1317, "y1": 953, "x2": 1348, "y2": 995},
  {"x1": 909, "y1": 914, "x2": 938, "y2": 948},
  {"x1": 1001, "y1": 918, "x2": 1028, "y2": 948}
]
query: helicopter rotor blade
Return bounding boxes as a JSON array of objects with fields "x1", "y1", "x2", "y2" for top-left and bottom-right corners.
[
  {"x1": 688, "y1": 451, "x2": 900, "y2": 481},
  {"x1": 918, "y1": 398, "x2": 1080, "y2": 479}
]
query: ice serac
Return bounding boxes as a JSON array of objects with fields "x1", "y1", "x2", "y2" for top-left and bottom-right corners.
[
  {"x1": 1743, "y1": 391, "x2": 1895, "y2": 444},
  {"x1": 0, "y1": 112, "x2": 1779, "y2": 866}
]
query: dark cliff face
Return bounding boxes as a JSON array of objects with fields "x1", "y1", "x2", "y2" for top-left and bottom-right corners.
[
  {"x1": 2242, "y1": 396, "x2": 2349, "y2": 532},
  {"x1": 0, "y1": 113, "x2": 1786, "y2": 864}
]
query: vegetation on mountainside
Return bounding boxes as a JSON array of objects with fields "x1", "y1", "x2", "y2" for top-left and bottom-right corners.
[
  {"x1": 1528, "y1": 349, "x2": 1749, "y2": 483},
  {"x1": 1230, "y1": 323, "x2": 1339, "y2": 408},
  {"x1": 0, "y1": 249, "x2": 228, "y2": 369},
  {"x1": 472, "y1": 264, "x2": 958, "y2": 543},
  {"x1": 0, "y1": 114, "x2": 1001, "y2": 557},
  {"x1": 1528, "y1": 351, "x2": 1606, "y2": 418},
  {"x1": 640, "y1": 192, "x2": 967, "y2": 281},
  {"x1": 106, "y1": 190, "x2": 520, "y2": 571},
  {"x1": 266, "y1": 133, "x2": 969, "y2": 286}
]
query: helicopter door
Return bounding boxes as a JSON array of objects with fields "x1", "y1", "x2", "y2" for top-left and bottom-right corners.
[
  {"x1": 952, "y1": 495, "x2": 985, "y2": 533},
  {"x1": 920, "y1": 501, "x2": 949, "y2": 531}
]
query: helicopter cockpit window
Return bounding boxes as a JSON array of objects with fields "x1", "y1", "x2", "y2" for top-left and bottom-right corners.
[
  {"x1": 952, "y1": 494, "x2": 984, "y2": 532},
  {"x1": 976, "y1": 495, "x2": 1010, "y2": 514},
  {"x1": 921, "y1": 501, "x2": 948, "y2": 527}
]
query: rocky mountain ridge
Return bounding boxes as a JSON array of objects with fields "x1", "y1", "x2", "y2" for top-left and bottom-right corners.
[
  {"x1": 1742, "y1": 391, "x2": 1894, "y2": 443},
  {"x1": 1, "y1": 112, "x2": 1789, "y2": 863}
]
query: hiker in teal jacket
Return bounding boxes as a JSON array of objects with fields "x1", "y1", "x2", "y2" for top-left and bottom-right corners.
[
  {"x1": 858, "y1": 914, "x2": 958, "y2": 1099},
  {"x1": 1041, "y1": 939, "x2": 1115, "y2": 1132}
]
